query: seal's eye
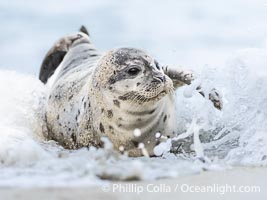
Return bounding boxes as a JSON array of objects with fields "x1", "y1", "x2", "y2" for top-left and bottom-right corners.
[{"x1": 127, "y1": 67, "x2": 140, "y2": 76}]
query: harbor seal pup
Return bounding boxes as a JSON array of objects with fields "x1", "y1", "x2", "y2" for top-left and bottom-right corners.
[{"x1": 40, "y1": 26, "x2": 222, "y2": 157}]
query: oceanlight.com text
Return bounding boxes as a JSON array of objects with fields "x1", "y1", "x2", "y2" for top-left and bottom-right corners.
[{"x1": 101, "y1": 183, "x2": 261, "y2": 195}]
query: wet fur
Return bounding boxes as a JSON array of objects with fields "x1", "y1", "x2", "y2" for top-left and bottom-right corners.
[{"x1": 42, "y1": 27, "x2": 222, "y2": 157}]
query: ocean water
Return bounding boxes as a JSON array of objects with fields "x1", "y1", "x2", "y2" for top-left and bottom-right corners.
[{"x1": 1, "y1": 0, "x2": 267, "y2": 187}]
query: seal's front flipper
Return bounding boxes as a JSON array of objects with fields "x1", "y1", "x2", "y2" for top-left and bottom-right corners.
[
  {"x1": 199, "y1": 88, "x2": 223, "y2": 110},
  {"x1": 39, "y1": 26, "x2": 91, "y2": 84},
  {"x1": 163, "y1": 66, "x2": 195, "y2": 88},
  {"x1": 163, "y1": 66, "x2": 223, "y2": 110}
]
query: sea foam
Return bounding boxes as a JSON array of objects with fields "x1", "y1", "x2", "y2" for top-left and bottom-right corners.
[{"x1": 0, "y1": 45, "x2": 267, "y2": 186}]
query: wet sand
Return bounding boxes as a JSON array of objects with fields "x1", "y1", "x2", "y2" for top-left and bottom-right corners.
[{"x1": 1, "y1": 167, "x2": 266, "y2": 200}]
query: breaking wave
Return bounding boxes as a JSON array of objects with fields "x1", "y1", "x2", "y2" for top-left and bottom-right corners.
[{"x1": 0, "y1": 44, "x2": 267, "y2": 186}]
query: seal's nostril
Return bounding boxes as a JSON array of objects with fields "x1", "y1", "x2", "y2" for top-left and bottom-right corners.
[{"x1": 154, "y1": 76, "x2": 165, "y2": 83}]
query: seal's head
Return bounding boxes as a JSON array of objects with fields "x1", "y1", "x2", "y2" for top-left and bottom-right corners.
[{"x1": 94, "y1": 48, "x2": 173, "y2": 105}]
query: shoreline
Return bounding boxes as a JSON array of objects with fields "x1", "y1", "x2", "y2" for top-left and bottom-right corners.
[{"x1": 1, "y1": 167, "x2": 266, "y2": 200}]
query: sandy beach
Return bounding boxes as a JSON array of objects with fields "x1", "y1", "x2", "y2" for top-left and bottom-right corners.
[{"x1": 1, "y1": 167, "x2": 266, "y2": 200}]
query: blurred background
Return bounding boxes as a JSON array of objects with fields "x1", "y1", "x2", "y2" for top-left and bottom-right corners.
[{"x1": 1, "y1": 0, "x2": 267, "y2": 75}]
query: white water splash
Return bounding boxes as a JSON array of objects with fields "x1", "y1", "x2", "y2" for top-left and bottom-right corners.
[{"x1": 1, "y1": 44, "x2": 267, "y2": 186}]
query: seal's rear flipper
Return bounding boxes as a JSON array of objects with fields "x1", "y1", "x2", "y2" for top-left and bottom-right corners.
[
  {"x1": 39, "y1": 49, "x2": 67, "y2": 84},
  {"x1": 39, "y1": 26, "x2": 91, "y2": 84},
  {"x1": 79, "y1": 25, "x2": 89, "y2": 36}
]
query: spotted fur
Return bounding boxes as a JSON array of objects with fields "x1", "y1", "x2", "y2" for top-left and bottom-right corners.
[{"x1": 43, "y1": 28, "x2": 222, "y2": 157}]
